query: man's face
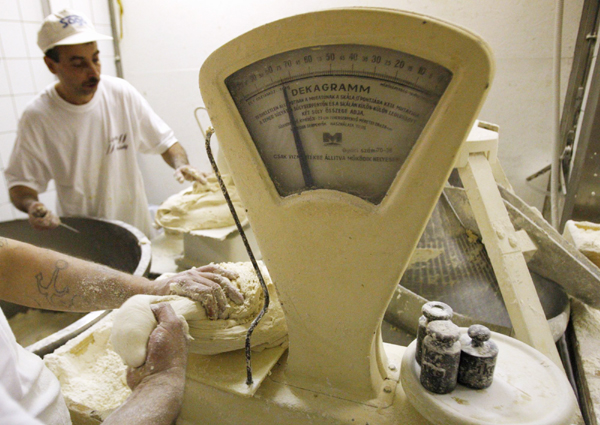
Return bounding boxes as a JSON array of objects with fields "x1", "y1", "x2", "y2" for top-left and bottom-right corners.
[{"x1": 44, "y1": 42, "x2": 102, "y2": 105}]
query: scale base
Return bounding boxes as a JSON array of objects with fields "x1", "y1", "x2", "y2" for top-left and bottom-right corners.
[{"x1": 178, "y1": 343, "x2": 430, "y2": 425}]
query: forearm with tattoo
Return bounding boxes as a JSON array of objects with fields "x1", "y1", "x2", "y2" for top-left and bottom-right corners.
[{"x1": 0, "y1": 238, "x2": 156, "y2": 312}]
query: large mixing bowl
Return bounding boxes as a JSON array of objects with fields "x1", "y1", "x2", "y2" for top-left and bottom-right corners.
[
  {"x1": 385, "y1": 193, "x2": 570, "y2": 341},
  {"x1": 0, "y1": 217, "x2": 151, "y2": 356}
]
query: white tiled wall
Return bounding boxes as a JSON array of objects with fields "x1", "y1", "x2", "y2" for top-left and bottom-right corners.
[{"x1": 0, "y1": 0, "x2": 116, "y2": 222}]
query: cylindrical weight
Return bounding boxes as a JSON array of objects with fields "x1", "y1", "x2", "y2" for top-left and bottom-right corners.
[{"x1": 416, "y1": 301, "x2": 453, "y2": 365}]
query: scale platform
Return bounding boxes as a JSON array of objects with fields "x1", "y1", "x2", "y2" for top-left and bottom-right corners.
[{"x1": 180, "y1": 336, "x2": 576, "y2": 425}]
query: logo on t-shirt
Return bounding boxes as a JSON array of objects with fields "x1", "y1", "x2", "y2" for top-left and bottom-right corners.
[{"x1": 107, "y1": 134, "x2": 128, "y2": 154}]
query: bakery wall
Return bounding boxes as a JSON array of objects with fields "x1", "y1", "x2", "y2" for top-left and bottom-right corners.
[
  {"x1": 0, "y1": 0, "x2": 587, "y2": 225},
  {"x1": 119, "y1": 0, "x2": 584, "y2": 213}
]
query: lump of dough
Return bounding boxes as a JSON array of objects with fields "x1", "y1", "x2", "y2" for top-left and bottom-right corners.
[
  {"x1": 110, "y1": 262, "x2": 288, "y2": 367},
  {"x1": 110, "y1": 295, "x2": 159, "y2": 368},
  {"x1": 154, "y1": 173, "x2": 247, "y2": 233}
]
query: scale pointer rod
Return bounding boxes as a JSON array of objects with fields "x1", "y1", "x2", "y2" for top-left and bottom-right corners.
[{"x1": 283, "y1": 85, "x2": 314, "y2": 187}]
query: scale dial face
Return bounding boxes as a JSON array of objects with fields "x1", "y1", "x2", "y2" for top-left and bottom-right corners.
[{"x1": 225, "y1": 44, "x2": 452, "y2": 204}]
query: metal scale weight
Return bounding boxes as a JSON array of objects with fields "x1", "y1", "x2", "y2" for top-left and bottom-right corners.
[{"x1": 180, "y1": 8, "x2": 578, "y2": 425}]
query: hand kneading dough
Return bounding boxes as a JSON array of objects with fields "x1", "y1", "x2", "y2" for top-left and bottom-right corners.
[
  {"x1": 154, "y1": 173, "x2": 247, "y2": 233},
  {"x1": 110, "y1": 262, "x2": 288, "y2": 367}
]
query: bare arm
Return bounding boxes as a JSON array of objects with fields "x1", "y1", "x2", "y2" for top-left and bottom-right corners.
[
  {"x1": 161, "y1": 142, "x2": 207, "y2": 184},
  {"x1": 0, "y1": 238, "x2": 243, "y2": 315},
  {"x1": 0, "y1": 237, "x2": 156, "y2": 311},
  {"x1": 8, "y1": 186, "x2": 60, "y2": 230},
  {"x1": 103, "y1": 303, "x2": 188, "y2": 425},
  {"x1": 160, "y1": 141, "x2": 190, "y2": 170}
]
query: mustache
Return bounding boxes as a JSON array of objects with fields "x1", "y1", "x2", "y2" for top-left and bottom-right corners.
[{"x1": 85, "y1": 77, "x2": 99, "y2": 85}]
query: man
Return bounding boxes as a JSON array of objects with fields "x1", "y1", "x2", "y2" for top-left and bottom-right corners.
[
  {"x1": 5, "y1": 9, "x2": 206, "y2": 237},
  {"x1": 0, "y1": 236, "x2": 243, "y2": 424}
]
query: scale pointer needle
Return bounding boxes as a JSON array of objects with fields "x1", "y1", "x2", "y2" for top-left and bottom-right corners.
[{"x1": 283, "y1": 85, "x2": 314, "y2": 187}]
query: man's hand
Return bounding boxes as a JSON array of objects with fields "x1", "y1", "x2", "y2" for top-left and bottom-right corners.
[
  {"x1": 160, "y1": 265, "x2": 244, "y2": 319},
  {"x1": 173, "y1": 165, "x2": 207, "y2": 184},
  {"x1": 126, "y1": 303, "x2": 188, "y2": 391},
  {"x1": 27, "y1": 202, "x2": 60, "y2": 231},
  {"x1": 161, "y1": 141, "x2": 207, "y2": 184},
  {"x1": 104, "y1": 303, "x2": 188, "y2": 425}
]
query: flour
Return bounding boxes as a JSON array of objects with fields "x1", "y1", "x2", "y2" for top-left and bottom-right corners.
[
  {"x1": 154, "y1": 174, "x2": 247, "y2": 233},
  {"x1": 43, "y1": 315, "x2": 130, "y2": 420},
  {"x1": 111, "y1": 261, "x2": 288, "y2": 366}
]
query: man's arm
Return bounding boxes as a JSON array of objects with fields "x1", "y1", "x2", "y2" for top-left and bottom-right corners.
[
  {"x1": 0, "y1": 237, "x2": 242, "y2": 315},
  {"x1": 103, "y1": 303, "x2": 188, "y2": 425},
  {"x1": 0, "y1": 237, "x2": 151, "y2": 311},
  {"x1": 161, "y1": 142, "x2": 207, "y2": 184},
  {"x1": 8, "y1": 186, "x2": 60, "y2": 230}
]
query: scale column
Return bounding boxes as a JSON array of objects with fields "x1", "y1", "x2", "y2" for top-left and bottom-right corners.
[{"x1": 456, "y1": 135, "x2": 563, "y2": 371}]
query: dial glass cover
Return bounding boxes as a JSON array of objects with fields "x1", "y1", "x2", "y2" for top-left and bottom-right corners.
[{"x1": 226, "y1": 44, "x2": 452, "y2": 204}]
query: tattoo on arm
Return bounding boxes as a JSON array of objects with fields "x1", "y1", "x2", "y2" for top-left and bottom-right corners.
[{"x1": 36, "y1": 259, "x2": 76, "y2": 308}]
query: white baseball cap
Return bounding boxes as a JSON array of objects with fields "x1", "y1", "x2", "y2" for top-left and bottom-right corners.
[{"x1": 37, "y1": 9, "x2": 112, "y2": 53}]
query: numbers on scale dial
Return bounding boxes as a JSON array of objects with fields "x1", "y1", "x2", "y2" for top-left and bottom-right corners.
[{"x1": 232, "y1": 45, "x2": 451, "y2": 102}]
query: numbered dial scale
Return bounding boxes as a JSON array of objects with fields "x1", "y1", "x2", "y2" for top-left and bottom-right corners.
[
  {"x1": 225, "y1": 45, "x2": 452, "y2": 204},
  {"x1": 200, "y1": 8, "x2": 494, "y2": 406}
]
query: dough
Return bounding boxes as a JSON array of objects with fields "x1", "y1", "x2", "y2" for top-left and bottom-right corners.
[
  {"x1": 563, "y1": 220, "x2": 600, "y2": 268},
  {"x1": 110, "y1": 262, "x2": 288, "y2": 367},
  {"x1": 110, "y1": 296, "x2": 158, "y2": 368},
  {"x1": 154, "y1": 173, "x2": 247, "y2": 233}
]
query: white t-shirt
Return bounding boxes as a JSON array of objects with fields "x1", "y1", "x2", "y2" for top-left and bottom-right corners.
[
  {"x1": 0, "y1": 309, "x2": 71, "y2": 424},
  {"x1": 5, "y1": 75, "x2": 177, "y2": 237}
]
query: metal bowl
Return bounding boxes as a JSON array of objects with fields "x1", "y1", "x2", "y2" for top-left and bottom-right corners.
[
  {"x1": 385, "y1": 194, "x2": 570, "y2": 341},
  {"x1": 0, "y1": 217, "x2": 151, "y2": 356}
]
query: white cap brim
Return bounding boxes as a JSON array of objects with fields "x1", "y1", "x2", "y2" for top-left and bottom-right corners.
[{"x1": 51, "y1": 31, "x2": 112, "y2": 49}]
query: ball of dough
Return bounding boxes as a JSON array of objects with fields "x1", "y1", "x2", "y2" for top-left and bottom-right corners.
[{"x1": 110, "y1": 295, "x2": 159, "y2": 367}]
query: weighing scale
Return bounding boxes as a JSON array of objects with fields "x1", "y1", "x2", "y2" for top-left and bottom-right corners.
[{"x1": 181, "y1": 8, "x2": 577, "y2": 424}]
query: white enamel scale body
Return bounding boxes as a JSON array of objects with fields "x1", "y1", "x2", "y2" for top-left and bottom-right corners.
[
  {"x1": 183, "y1": 8, "x2": 576, "y2": 424},
  {"x1": 200, "y1": 7, "x2": 492, "y2": 402}
]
